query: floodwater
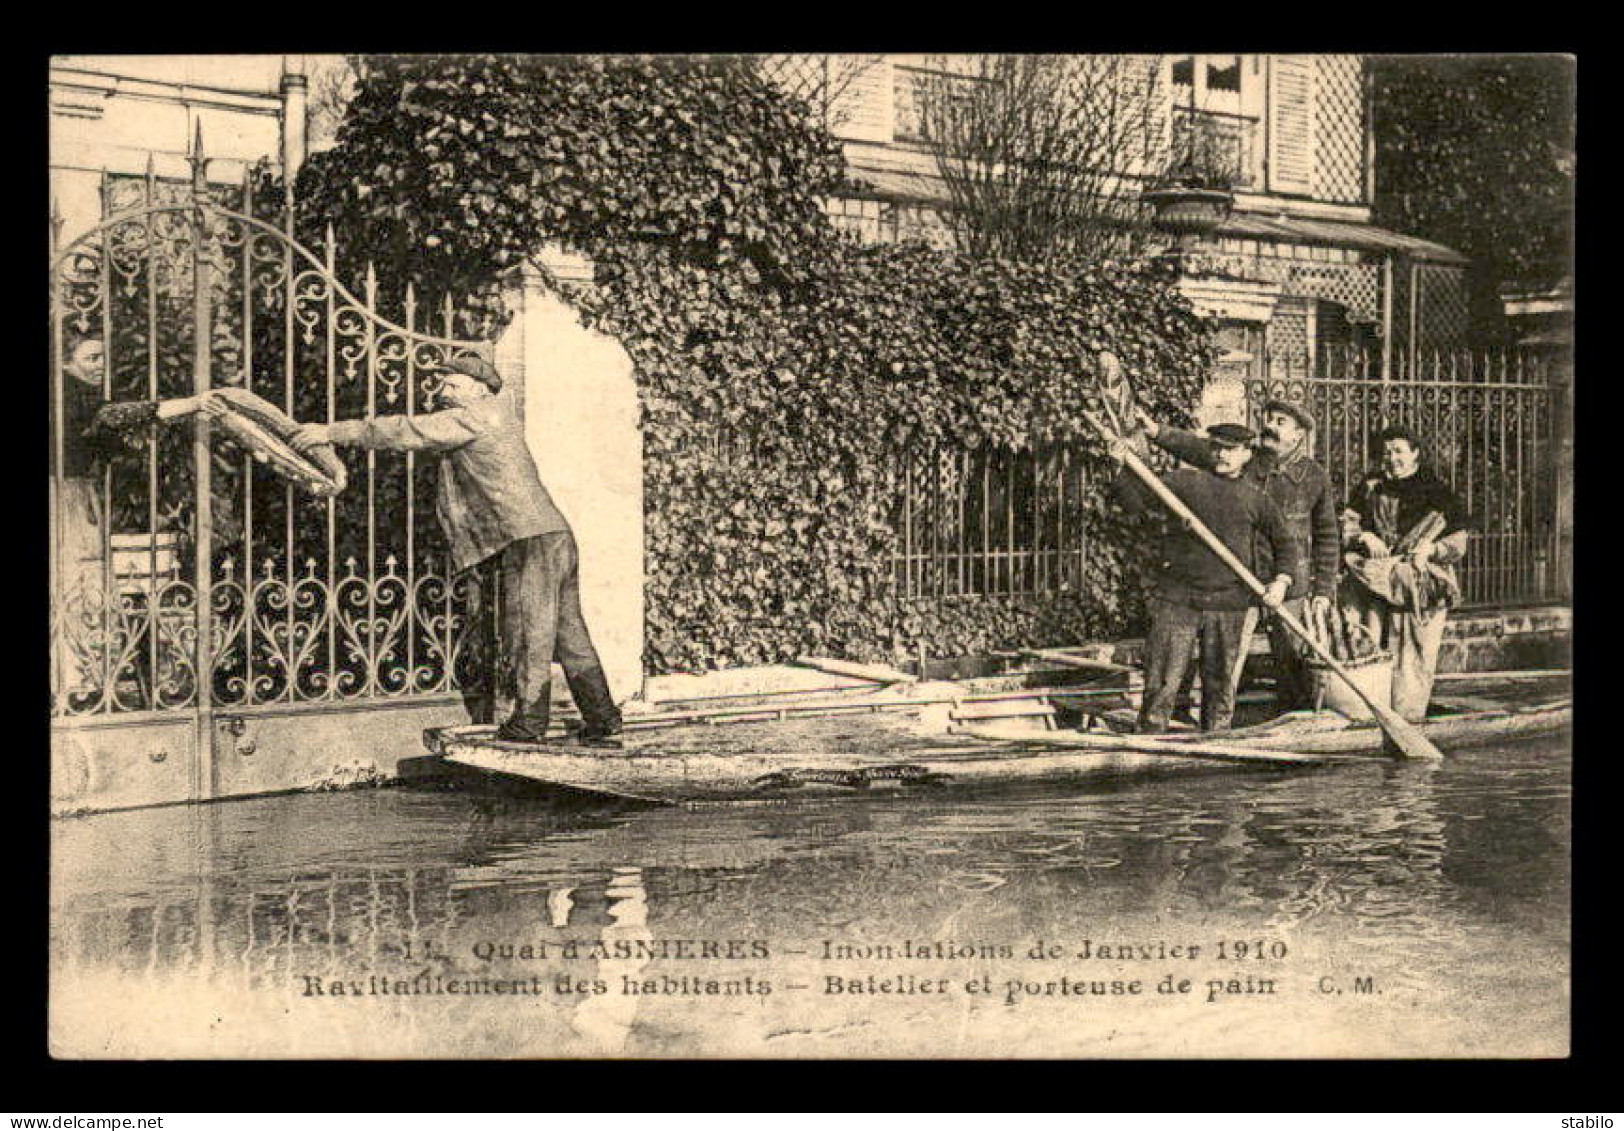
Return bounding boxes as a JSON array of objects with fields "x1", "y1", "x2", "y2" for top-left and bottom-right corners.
[{"x1": 50, "y1": 732, "x2": 1570, "y2": 1059}]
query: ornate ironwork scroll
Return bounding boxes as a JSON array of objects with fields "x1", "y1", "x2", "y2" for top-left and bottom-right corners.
[{"x1": 51, "y1": 167, "x2": 489, "y2": 720}]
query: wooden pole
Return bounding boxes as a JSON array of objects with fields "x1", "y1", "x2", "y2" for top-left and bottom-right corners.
[{"x1": 1085, "y1": 410, "x2": 1442, "y2": 761}]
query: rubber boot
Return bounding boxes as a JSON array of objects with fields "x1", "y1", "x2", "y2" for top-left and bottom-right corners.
[{"x1": 565, "y1": 665, "x2": 623, "y2": 745}]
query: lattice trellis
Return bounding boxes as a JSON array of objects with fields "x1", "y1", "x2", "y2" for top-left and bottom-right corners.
[
  {"x1": 1414, "y1": 263, "x2": 1470, "y2": 349},
  {"x1": 1266, "y1": 298, "x2": 1311, "y2": 357},
  {"x1": 1313, "y1": 55, "x2": 1365, "y2": 204},
  {"x1": 1286, "y1": 261, "x2": 1381, "y2": 325},
  {"x1": 1389, "y1": 256, "x2": 1413, "y2": 361}
]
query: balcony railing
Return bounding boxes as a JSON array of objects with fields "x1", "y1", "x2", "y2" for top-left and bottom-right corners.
[{"x1": 1170, "y1": 106, "x2": 1258, "y2": 189}]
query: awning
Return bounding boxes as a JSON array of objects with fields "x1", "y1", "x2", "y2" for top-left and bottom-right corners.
[
  {"x1": 840, "y1": 167, "x2": 951, "y2": 207},
  {"x1": 838, "y1": 165, "x2": 1470, "y2": 266},
  {"x1": 1216, "y1": 212, "x2": 1468, "y2": 265}
]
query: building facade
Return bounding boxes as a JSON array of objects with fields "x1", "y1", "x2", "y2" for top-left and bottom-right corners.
[{"x1": 774, "y1": 54, "x2": 1471, "y2": 384}]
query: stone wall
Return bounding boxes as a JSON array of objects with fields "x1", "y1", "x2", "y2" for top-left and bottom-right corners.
[
  {"x1": 1436, "y1": 605, "x2": 1571, "y2": 674},
  {"x1": 500, "y1": 259, "x2": 647, "y2": 706}
]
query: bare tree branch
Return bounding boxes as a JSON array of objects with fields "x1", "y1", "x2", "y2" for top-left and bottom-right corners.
[
  {"x1": 756, "y1": 54, "x2": 888, "y2": 133},
  {"x1": 914, "y1": 54, "x2": 1172, "y2": 265}
]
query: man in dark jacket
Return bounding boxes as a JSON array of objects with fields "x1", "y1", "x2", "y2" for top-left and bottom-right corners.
[
  {"x1": 1114, "y1": 424, "x2": 1301, "y2": 733},
  {"x1": 291, "y1": 355, "x2": 622, "y2": 746},
  {"x1": 1137, "y1": 400, "x2": 1338, "y2": 709}
]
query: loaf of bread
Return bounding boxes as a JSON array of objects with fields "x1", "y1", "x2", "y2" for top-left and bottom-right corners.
[{"x1": 209, "y1": 387, "x2": 348, "y2": 497}]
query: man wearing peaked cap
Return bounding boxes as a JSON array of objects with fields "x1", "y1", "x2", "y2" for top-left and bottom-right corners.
[
  {"x1": 437, "y1": 353, "x2": 503, "y2": 393},
  {"x1": 289, "y1": 353, "x2": 623, "y2": 748},
  {"x1": 1206, "y1": 422, "x2": 1255, "y2": 447},
  {"x1": 1138, "y1": 396, "x2": 1339, "y2": 712},
  {"x1": 1112, "y1": 421, "x2": 1302, "y2": 734}
]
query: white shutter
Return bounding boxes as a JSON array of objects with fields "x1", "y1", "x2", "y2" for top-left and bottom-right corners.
[
  {"x1": 828, "y1": 56, "x2": 894, "y2": 144},
  {"x1": 1267, "y1": 55, "x2": 1316, "y2": 195}
]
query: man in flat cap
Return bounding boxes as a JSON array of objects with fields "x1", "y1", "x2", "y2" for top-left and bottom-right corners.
[
  {"x1": 291, "y1": 354, "x2": 623, "y2": 747},
  {"x1": 1113, "y1": 423, "x2": 1301, "y2": 733},
  {"x1": 1136, "y1": 398, "x2": 1338, "y2": 711}
]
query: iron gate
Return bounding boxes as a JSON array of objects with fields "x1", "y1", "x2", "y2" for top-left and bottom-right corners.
[
  {"x1": 1241, "y1": 349, "x2": 1564, "y2": 607},
  {"x1": 50, "y1": 141, "x2": 490, "y2": 799}
]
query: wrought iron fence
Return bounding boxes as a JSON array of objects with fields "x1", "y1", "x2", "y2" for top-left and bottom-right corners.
[
  {"x1": 1242, "y1": 347, "x2": 1562, "y2": 607},
  {"x1": 50, "y1": 144, "x2": 489, "y2": 720},
  {"x1": 892, "y1": 443, "x2": 1100, "y2": 600},
  {"x1": 891, "y1": 346, "x2": 1566, "y2": 610}
]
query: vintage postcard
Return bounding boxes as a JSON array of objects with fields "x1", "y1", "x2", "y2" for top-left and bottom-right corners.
[{"x1": 48, "y1": 53, "x2": 1573, "y2": 1059}]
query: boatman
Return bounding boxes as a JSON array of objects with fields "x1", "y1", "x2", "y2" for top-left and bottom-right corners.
[
  {"x1": 1136, "y1": 400, "x2": 1339, "y2": 710},
  {"x1": 1341, "y1": 425, "x2": 1471, "y2": 721},
  {"x1": 1112, "y1": 423, "x2": 1302, "y2": 734},
  {"x1": 290, "y1": 355, "x2": 624, "y2": 747}
]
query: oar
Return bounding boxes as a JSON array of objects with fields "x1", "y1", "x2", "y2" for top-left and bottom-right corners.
[
  {"x1": 1083, "y1": 410, "x2": 1443, "y2": 762},
  {"x1": 1227, "y1": 605, "x2": 1260, "y2": 701}
]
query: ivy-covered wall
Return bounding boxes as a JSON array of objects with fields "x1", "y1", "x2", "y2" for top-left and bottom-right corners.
[{"x1": 292, "y1": 54, "x2": 1216, "y2": 674}]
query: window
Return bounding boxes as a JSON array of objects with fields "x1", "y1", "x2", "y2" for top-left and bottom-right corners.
[
  {"x1": 1168, "y1": 54, "x2": 1246, "y2": 113},
  {"x1": 893, "y1": 63, "x2": 996, "y2": 144},
  {"x1": 893, "y1": 443, "x2": 1093, "y2": 599},
  {"x1": 1166, "y1": 55, "x2": 1262, "y2": 187},
  {"x1": 1206, "y1": 55, "x2": 1242, "y2": 95}
]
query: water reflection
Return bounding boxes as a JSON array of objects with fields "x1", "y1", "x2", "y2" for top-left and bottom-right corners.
[{"x1": 51, "y1": 735, "x2": 1569, "y2": 1057}]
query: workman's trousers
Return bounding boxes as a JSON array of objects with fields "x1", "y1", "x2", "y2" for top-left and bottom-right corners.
[
  {"x1": 1139, "y1": 599, "x2": 1250, "y2": 734},
  {"x1": 459, "y1": 531, "x2": 621, "y2": 742},
  {"x1": 1342, "y1": 585, "x2": 1449, "y2": 723}
]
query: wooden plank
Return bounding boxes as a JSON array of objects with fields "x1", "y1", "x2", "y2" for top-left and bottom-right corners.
[
  {"x1": 960, "y1": 724, "x2": 1339, "y2": 766},
  {"x1": 793, "y1": 655, "x2": 918, "y2": 685},
  {"x1": 949, "y1": 700, "x2": 1058, "y2": 722},
  {"x1": 1019, "y1": 648, "x2": 1137, "y2": 675}
]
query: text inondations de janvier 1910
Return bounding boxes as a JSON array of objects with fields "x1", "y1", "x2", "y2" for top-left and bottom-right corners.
[{"x1": 293, "y1": 934, "x2": 1386, "y2": 1008}]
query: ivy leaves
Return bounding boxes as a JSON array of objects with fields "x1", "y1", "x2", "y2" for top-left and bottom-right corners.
[
  {"x1": 295, "y1": 53, "x2": 1215, "y2": 673},
  {"x1": 576, "y1": 240, "x2": 1210, "y2": 672}
]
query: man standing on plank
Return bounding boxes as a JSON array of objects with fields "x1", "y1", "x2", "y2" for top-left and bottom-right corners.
[
  {"x1": 291, "y1": 355, "x2": 623, "y2": 747},
  {"x1": 1113, "y1": 423, "x2": 1302, "y2": 734},
  {"x1": 1342, "y1": 424, "x2": 1471, "y2": 721},
  {"x1": 1136, "y1": 400, "x2": 1339, "y2": 710}
]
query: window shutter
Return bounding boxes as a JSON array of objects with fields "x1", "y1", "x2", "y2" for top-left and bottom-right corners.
[
  {"x1": 1267, "y1": 55, "x2": 1316, "y2": 195},
  {"x1": 828, "y1": 56, "x2": 893, "y2": 144}
]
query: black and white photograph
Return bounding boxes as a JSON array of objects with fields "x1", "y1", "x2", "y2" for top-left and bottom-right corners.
[{"x1": 46, "y1": 52, "x2": 1575, "y2": 1059}]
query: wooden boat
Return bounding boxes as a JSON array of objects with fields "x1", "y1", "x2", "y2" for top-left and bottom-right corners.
[{"x1": 413, "y1": 673, "x2": 1571, "y2": 806}]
